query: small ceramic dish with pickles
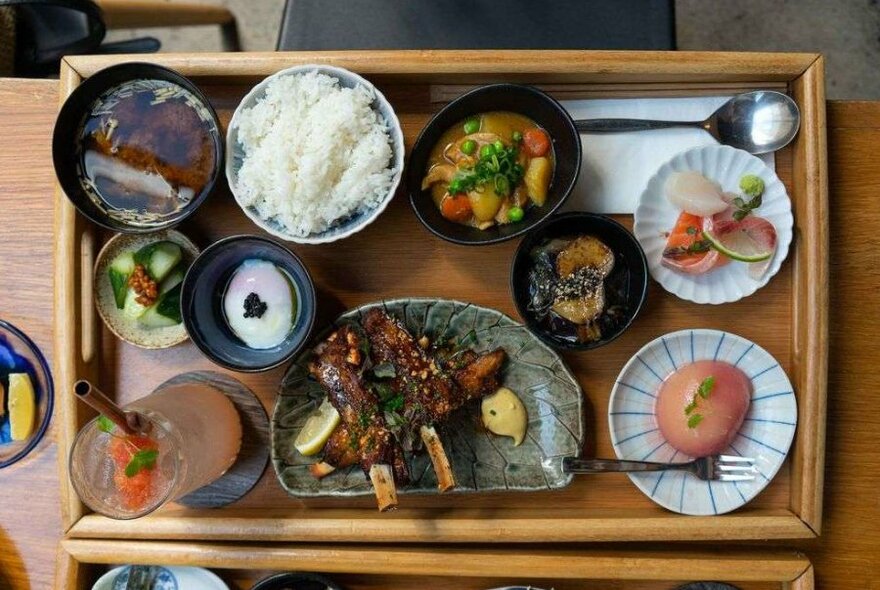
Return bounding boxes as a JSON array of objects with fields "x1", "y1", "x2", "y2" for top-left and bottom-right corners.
[{"x1": 94, "y1": 229, "x2": 199, "y2": 349}]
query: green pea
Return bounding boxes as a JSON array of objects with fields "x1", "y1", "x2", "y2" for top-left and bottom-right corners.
[
  {"x1": 460, "y1": 139, "x2": 477, "y2": 155},
  {"x1": 508, "y1": 206, "x2": 525, "y2": 222},
  {"x1": 463, "y1": 117, "x2": 480, "y2": 135},
  {"x1": 493, "y1": 140, "x2": 505, "y2": 153},
  {"x1": 512, "y1": 131, "x2": 523, "y2": 143},
  {"x1": 479, "y1": 144, "x2": 495, "y2": 159}
]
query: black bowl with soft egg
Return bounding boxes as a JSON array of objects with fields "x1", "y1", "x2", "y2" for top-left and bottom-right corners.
[
  {"x1": 510, "y1": 212, "x2": 649, "y2": 351},
  {"x1": 407, "y1": 84, "x2": 582, "y2": 245},
  {"x1": 52, "y1": 62, "x2": 223, "y2": 233},
  {"x1": 250, "y1": 572, "x2": 344, "y2": 590},
  {"x1": 181, "y1": 235, "x2": 316, "y2": 372}
]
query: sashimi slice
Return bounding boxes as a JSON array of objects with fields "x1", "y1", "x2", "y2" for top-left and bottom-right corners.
[
  {"x1": 708, "y1": 213, "x2": 778, "y2": 279},
  {"x1": 665, "y1": 171, "x2": 729, "y2": 217},
  {"x1": 662, "y1": 212, "x2": 729, "y2": 275}
]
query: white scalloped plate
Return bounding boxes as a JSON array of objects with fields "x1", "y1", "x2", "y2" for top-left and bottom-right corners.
[
  {"x1": 633, "y1": 145, "x2": 793, "y2": 304},
  {"x1": 608, "y1": 329, "x2": 797, "y2": 515}
]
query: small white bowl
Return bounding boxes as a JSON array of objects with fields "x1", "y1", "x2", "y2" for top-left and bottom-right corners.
[
  {"x1": 634, "y1": 145, "x2": 793, "y2": 304},
  {"x1": 226, "y1": 64, "x2": 405, "y2": 244},
  {"x1": 608, "y1": 329, "x2": 797, "y2": 515}
]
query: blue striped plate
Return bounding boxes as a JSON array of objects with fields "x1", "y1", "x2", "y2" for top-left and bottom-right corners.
[{"x1": 608, "y1": 329, "x2": 796, "y2": 515}]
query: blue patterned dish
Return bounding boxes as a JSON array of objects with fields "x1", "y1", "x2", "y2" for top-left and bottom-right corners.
[
  {"x1": 92, "y1": 565, "x2": 228, "y2": 590},
  {"x1": 609, "y1": 329, "x2": 796, "y2": 515},
  {"x1": 0, "y1": 320, "x2": 54, "y2": 469},
  {"x1": 272, "y1": 298, "x2": 584, "y2": 498}
]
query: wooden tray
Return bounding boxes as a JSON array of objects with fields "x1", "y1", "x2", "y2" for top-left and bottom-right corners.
[
  {"x1": 57, "y1": 541, "x2": 814, "y2": 590},
  {"x1": 54, "y1": 51, "x2": 828, "y2": 543}
]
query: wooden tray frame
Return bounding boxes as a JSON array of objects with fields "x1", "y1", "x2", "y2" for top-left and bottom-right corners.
[
  {"x1": 54, "y1": 51, "x2": 828, "y2": 543},
  {"x1": 57, "y1": 540, "x2": 814, "y2": 590}
]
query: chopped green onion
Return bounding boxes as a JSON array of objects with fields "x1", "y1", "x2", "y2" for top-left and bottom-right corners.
[
  {"x1": 494, "y1": 174, "x2": 510, "y2": 196},
  {"x1": 507, "y1": 206, "x2": 524, "y2": 222},
  {"x1": 512, "y1": 130, "x2": 523, "y2": 143},
  {"x1": 493, "y1": 140, "x2": 505, "y2": 152},
  {"x1": 479, "y1": 144, "x2": 495, "y2": 159}
]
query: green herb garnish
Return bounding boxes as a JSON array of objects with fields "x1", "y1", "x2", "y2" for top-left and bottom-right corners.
[
  {"x1": 732, "y1": 175, "x2": 765, "y2": 221},
  {"x1": 684, "y1": 376, "x2": 714, "y2": 425},
  {"x1": 489, "y1": 409, "x2": 497, "y2": 416},
  {"x1": 97, "y1": 415, "x2": 116, "y2": 433},
  {"x1": 685, "y1": 226, "x2": 698, "y2": 235},
  {"x1": 124, "y1": 448, "x2": 158, "y2": 478},
  {"x1": 697, "y1": 376, "x2": 716, "y2": 399},
  {"x1": 686, "y1": 239, "x2": 712, "y2": 254},
  {"x1": 687, "y1": 413, "x2": 704, "y2": 429},
  {"x1": 382, "y1": 394, "x2": 404, "y2": 413}
]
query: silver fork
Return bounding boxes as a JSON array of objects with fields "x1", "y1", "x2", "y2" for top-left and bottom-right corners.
[{"x1": 562, "y1": 455, "x2": 757, "y2": 482}]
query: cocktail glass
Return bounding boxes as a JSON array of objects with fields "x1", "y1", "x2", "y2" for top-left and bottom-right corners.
[{"x1": 69, "y1": 380, "x2": 242, "y2": 519}]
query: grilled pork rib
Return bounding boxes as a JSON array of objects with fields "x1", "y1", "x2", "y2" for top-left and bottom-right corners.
[
  {"x1": 309, "y1": 324, "x2": 409, "y2": 509},
  {"x1": 309, "y1": 312, "x2": 507, "y2": 496}
]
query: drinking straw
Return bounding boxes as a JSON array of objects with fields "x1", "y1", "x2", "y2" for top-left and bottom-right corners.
[{"x1": 73, "y1": 380, "x2": 149, "y2": 435}]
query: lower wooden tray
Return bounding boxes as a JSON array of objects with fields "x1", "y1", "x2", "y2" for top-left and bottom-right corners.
[{"x1": 58, "y1": 541, "x2": 813, "y2": 590}]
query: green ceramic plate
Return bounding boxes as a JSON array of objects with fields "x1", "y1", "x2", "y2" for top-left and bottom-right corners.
[{"x1": 271, "y1": 298, "x2": 584, "y2": 498}]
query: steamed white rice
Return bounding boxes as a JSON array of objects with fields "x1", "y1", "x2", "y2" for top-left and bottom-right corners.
[{"x1": 235, "y1": 71, "x2": 395, "y2": 237}]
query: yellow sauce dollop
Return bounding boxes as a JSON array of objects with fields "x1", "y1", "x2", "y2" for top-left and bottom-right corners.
[{"x1": 481, "y1": 387, "x2": 528, "y2": 446}]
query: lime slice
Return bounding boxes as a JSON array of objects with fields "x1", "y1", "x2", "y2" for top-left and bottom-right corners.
[
  {"x1": 704, "y1": 227, "x2": 773, "y2": 263},
  {"x1": 294, "y1": 399, "x2": 341, "y2": 456}
]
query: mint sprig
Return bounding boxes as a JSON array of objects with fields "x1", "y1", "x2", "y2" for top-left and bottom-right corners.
[
  {"x1": 97, "y1": 415, "x2": 116, "y2": 433},
  {"x1": 697, "y1": 376, "x2": 715, "y2": 399},
  {"x1": 684, "y1": 376, "x2": 715, "y2": 429},
  {"x1": 125, "y1": 448, "x2": 158, "y2": 477}
]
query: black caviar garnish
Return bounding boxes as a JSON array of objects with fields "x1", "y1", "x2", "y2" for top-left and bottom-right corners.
[{"x1": 243, "y1": 292, "x2": 268, "y2": 319}]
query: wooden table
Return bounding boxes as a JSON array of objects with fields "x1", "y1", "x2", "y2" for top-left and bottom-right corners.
[{"x1": 0, "y1": 78, "x2": 876, "y2": 590}]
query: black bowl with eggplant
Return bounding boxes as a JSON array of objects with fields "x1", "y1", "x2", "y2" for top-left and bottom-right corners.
[{"x1": 510, "y1": 212, "x2": 648, "y2": 350}]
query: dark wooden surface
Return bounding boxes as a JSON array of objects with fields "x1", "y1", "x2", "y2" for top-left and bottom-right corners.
[{"x1": 0, "y1": 78, "x2": 876, "y2": 589}]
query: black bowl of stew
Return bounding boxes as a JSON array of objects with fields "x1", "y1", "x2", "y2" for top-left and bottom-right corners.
[
  {"x1": 510, "y1": 212, "x2": 648, "y2": 351},
  {"x1": 408, "y1": 84, "x2": 581, "y2": 245}
]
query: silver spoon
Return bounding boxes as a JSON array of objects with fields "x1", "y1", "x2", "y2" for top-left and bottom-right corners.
[{"x1": 574, "y1": 90, "x2": 800, "y2": 154}]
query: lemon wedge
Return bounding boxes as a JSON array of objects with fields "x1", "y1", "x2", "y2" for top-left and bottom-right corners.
[
  {"x1": 8, "y1": 373, "x2": 35, "y2": 441},
  {"x1": 294, "y1": 399, "x2": 340, "y2": 456}
]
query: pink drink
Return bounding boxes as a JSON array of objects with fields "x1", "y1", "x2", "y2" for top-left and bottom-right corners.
[{"x1": 69, "y1": 382, "x2": 242, "y2": 519}]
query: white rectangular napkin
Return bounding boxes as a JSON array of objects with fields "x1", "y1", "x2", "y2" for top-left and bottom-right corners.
[{"x1": 558, "y1": 97, "x2": 775, "y2": 214}]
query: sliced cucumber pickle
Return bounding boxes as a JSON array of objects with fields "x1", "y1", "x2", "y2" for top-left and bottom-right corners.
[
  {"x1": 108, "y1": 251, "x2": 135, "y2": 309},
  {"x1": 134, "y1": 241, "x2": 182, "y2": 282}
]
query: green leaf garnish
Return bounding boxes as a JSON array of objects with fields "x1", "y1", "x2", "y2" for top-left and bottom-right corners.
[
  {"x1": 685, "y1": 226, "x2": 698, "y2": 235},
  {"x1": 697, "y1": 376, "x2": 716, "y2": 399},
  {"x1": 684, "y1": 398, "x2": 698, "y2": 416},
  {"x1": 372, "y1": 363, "x2": 396, "y2": 379},
  {"x1": 381, "y1": 394, "x2": 404, "y2": 413},
  {"x1": 97, "y1": 415, "x2": 116, "y2": 433},
  {"x1": 124, "y1": 448, "x2": 159, "y2": 478},
  {"x1": 687, "y1": 413, "x2": 704, "y2": 429}
]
